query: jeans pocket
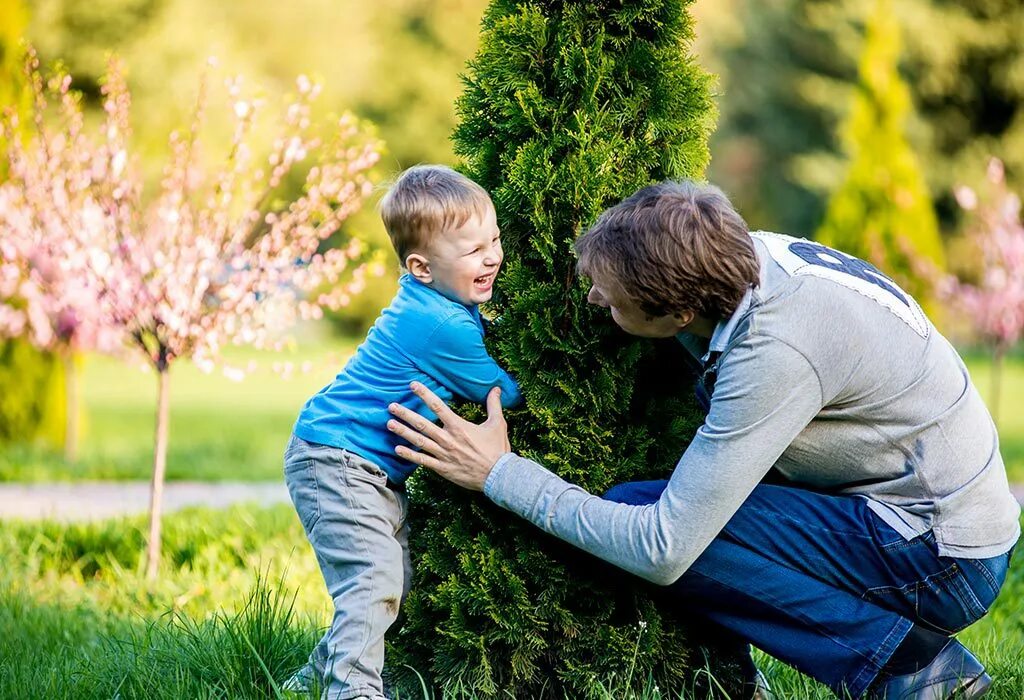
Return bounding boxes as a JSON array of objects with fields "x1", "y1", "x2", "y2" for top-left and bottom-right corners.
[
  {"x1": 863, "y1": 563, "x2": 984, "y2": 635},
  {"x1": 915, "y1": 562, "x2": 988, "y2": 634},
  {"x1": 285, "y1": 459, "x2": 321, "y2": 533},
  {"x1": 343, "y1": 453, "x2": 390, "y2": 487},
  {"x1": 957, "y1": 553, "x2": 1011, "y2": 613}
]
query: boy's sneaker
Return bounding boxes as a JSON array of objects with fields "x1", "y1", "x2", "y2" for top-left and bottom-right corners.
[
  {"x1": 281, "y1": 662, "x2": 319, "y2": 693},
  {"x1": 281, "y1": 666, "x2": 395, "y2": 700}
]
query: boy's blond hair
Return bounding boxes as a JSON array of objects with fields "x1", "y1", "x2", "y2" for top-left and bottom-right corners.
[{"x1": 379, "y1": 165, "x2": 494, "y2": 265}]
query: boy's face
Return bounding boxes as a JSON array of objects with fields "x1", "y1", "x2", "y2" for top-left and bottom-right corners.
[
  {"x1": 410, "y1": 205, "x2": 503, "y2": 306},
  {"x1": 586, "y1": 268, "x2": 692, "y2": 338}
]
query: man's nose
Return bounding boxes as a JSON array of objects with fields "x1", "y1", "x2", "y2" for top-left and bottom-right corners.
[{"x1": 587, "y1": 286, "x2": 606, "y2": 307}]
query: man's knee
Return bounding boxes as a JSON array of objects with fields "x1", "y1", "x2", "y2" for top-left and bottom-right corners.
[{"x1": 602, "y1": 479, "x2": 670, "y2": 505}]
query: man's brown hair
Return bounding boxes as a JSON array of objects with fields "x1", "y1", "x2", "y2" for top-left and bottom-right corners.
[
  {"x1": 575, "y1": 181, "x2": 760, "y2": 320},
  {"x1": 378, "y1": 165, "x2": 493, "y2": 265}
]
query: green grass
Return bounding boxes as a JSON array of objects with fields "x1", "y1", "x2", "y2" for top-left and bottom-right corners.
[
  {"x1": 0, "y1": 507, "x2": 1021, "y2": 699},
  {"x1": 0, "y1": 329, "x2": 358, "y2": 482},
  {"x1": 0, "y1": 505, "x2": 328, "y2": 699},
  {"x1": 963, "y1": 353, "x2": 1024, "y2": 483}
]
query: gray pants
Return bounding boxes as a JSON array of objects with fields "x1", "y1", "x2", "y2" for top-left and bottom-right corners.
[{"x1": 284, "y1": 435, "x2": 411, "y2": 700}]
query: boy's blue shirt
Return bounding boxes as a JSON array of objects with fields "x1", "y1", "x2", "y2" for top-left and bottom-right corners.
[{"x1": 294, "y1": 273, "x2": 522, "y2": 483}]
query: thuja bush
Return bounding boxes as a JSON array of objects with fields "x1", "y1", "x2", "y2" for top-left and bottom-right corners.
[{"x1": 392, "y1": 1, "x2": 748, "y2": 697}]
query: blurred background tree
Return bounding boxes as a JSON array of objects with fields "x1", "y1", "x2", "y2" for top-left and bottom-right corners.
[
  {"x1": 0, "y1": 0, "x2": 66, "y2": 450},
  {"x1": 815, "y1": 0, "x2": 944, "y2": 314},
  {"x1": 705, "y1": 0, "x2": 1024, "y2": 237},
  {"x1": 17, "y1": 0, "x2": 1023, "y2": 329},
  {"x1": 25, "y1": 0, "x2": 491, "y2": 333}
]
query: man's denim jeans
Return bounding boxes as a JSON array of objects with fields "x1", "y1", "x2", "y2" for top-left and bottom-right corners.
[
  {"x1": 603, "y1": 480, "x2": 1015, "y2": 698},
  {"x1": 285, "y1": 435, "x2": 411, "y2": 700}
]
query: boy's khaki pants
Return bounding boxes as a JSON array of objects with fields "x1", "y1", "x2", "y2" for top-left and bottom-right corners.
[{"x1": 284, "y1": 434, "x2": 411, "y2": 700}]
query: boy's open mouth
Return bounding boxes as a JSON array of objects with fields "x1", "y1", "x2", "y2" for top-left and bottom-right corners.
[{"x1": 474, "y1": 272, "x2": 495, "y2": 288}]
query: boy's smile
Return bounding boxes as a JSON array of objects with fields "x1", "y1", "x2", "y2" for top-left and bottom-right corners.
[{"x1": 407, "y1": 205, "x2": 503, "y2": 306}]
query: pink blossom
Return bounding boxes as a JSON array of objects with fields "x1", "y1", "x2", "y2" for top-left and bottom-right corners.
[
  {"x1": 943, "y1": 159, "x2": 1024, "y2": 352},
  {"x1": 1, "y1": 49, "x2": 381, "y2": 376}
]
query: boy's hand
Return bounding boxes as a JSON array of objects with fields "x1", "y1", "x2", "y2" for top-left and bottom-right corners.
[{"x1": 387, "y1": 382, "x2": 510, "y2": 492}]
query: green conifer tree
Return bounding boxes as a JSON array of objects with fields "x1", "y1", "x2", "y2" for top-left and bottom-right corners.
[
  {"x1": 709, "y1": 0, "x2": 1024, "y2": 235},
  {"x1": 816, "y1": 0, "x2": 943, "y2": 311},
  {"x1": 392, "y1": 2, "x2": 746, "y2": 696}
]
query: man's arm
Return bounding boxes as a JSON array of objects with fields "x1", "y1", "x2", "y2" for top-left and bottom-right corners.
[
  {"x1": 482, "y1": 334, "x2": 824, "y2": 583},
  {"x1": 388, "y1": 333, "x2": 823, "y2": 584}
]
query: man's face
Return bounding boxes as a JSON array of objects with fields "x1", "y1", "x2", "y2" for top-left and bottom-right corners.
[{"x1": 585, "y1": 268, "x2": 689, "y2": 338}]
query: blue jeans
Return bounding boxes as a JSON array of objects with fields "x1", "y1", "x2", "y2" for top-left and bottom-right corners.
[{"x1": 602, "y1": 481, "x2": 1015, "y2": 698}]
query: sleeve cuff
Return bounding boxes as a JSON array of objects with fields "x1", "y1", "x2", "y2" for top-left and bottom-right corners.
[
  {"x1": 483, "y1": 452, "x2": 519, "y2": 497},
  {"x1": 483, "y1": 452, "x2": 568, "y2": 525}
]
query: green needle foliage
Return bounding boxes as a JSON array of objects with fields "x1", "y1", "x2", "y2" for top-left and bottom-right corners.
[
  {"x1": 393, "y1": 1, "x2": 747, "y2": 697},
  {"x1": 816, "y1": 0, "x2": 944, "y2": 313}
]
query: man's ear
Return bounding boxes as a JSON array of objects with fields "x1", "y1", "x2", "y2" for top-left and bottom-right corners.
[
  {"x1": 406, "y1": 252, "x2": 432, "y2": 283},
  {"x1": 675, "y1": 309, "x2": 695, "y2": 328}
]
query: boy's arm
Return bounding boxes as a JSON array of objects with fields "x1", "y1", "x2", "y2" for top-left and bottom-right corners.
[{"x1": 418, "y1": 313, "x2": 523, "y2": 408}]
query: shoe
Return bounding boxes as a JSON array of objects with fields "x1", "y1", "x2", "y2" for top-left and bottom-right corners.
[
  {"x1": 749, "y1": 669, "x2": 774, "y2": 700},
  {"x1": 867, "y1": 639, "x2": 991, "y2": 699},
  {"x1": 281, "y1": 662, "x2": 319, "y2": 693}
]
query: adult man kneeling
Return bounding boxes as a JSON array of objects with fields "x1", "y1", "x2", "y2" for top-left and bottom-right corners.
[{"x1": 387, "y1": 181, "x2": 1019, "y2": 699}]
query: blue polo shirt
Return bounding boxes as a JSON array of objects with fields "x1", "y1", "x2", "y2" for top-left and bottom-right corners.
[{"x1": 294, "y1": 274, "x2": 523, "y2": 483}]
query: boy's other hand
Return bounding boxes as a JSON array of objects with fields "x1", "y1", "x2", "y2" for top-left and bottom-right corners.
[{"x1": 387, "y1": 382, "x2": 510, "y2": 491}]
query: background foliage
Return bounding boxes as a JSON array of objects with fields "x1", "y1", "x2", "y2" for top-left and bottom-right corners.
[
  {"x1": 706, "y1": 0, "x2": 1024, "y2": 236},
  {"x1": 815, "y1": 0, "x2": 944, "y2": 312}
]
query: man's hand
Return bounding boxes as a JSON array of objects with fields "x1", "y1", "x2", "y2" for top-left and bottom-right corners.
[{"x1": 387, "y1": 381, "x2": 511, "y2": 492}]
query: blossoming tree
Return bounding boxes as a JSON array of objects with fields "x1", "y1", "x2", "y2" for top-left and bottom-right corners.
[
  {"x1": 0, "y1": 56, "x2": 132, "y2": 461},
  {"x1": 1, "y1": 49, "x2": 381, "y2": 578},
  {"x1": 944, "y1": 158, "x2": 1024, "y2": 427}
]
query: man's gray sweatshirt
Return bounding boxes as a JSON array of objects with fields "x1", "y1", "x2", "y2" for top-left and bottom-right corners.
[{"x1": 483, "y1": 232, "x2": 1021, "y2": 585}]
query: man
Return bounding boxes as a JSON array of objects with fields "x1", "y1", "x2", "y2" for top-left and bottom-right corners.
[{"x1": 386, "y1": 181, "x2": 1020, "y2": 699}]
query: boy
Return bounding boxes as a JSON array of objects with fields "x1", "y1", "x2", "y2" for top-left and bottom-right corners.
[{"x1": 282, "y1": 165, "x2": 522, "y2": 700}]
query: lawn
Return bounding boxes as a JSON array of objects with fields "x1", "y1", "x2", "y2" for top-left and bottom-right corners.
[
  {"x1": 2, "y1": 334, "x2": 1023, "y2": 484},
  {"x1": 0, "y1": 326, "x2": 358, "y2": 482},
  {"x1": 0, "y1": 507, "x2": 1021, "y2": 699}
]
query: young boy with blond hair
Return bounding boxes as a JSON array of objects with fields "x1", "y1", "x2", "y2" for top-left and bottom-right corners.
[{"x1": 282, "y1": 165, "x2": 522, "y2": 699}]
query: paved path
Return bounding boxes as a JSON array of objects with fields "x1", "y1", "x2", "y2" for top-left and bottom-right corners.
[
  {"x1": 1, "y1": 481, "x2": 1022, "y2": 523},
  {"x1": 0, "y1": 481, "x2": 290, "y2": 522}
]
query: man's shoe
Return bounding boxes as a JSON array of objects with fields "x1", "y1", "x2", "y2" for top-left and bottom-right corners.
[
  {"x1": 868, "y1": 639, "x2": 991, "y2": 699},
  {"x1": 749, "y1": 669, "x2": 774, "y2": 700}
]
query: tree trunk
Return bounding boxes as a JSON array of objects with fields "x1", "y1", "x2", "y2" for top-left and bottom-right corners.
[
  {"x1": 62, "y1": 351, "x2": 78, "y2": 463},
  {"x1": 145, "y1": 367, "x2": 171, "y2": 580},
  {"x1": 991, "y1": 347, "x2": 1003, "y2": 430}
]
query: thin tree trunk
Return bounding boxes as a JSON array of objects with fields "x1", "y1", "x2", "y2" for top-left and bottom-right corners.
[
  {"x1": 991, "y1": 347, "x2": 1004, "y2": 430},
  {"x1": 145, "y1": 367, "x2": 170, "y2": 580},
  {"x1": 62, "y1": 351, "x2": 78, "y2": 463}
]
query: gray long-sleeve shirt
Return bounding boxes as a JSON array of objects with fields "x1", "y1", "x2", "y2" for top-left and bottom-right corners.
[{"x1": 483, "y1": 232, "x2": 1021, "y2": 585}]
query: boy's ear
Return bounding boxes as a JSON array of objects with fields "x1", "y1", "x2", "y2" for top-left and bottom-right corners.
[{"x1": 406, "y1": 253, "x2": 432, "y2": 283}]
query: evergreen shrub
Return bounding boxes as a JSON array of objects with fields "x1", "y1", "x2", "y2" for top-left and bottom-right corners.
[{"x1": 393, "y1": 2, "x2": 748, "y2": 696}]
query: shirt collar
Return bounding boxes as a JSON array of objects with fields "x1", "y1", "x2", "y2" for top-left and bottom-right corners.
[{"x1": 705, "y1": 285, "x2": 754, "y2": 359}]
